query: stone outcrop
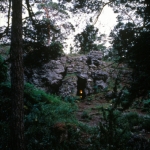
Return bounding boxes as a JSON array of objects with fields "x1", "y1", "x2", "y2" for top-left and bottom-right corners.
[
  {"x1": 59, "y1": 74, "x2": 78, "y2": 98},
  {"x1": 25, "y1": 57, "x2": 67, "y2": 93},
  {"x1": 25, "y1": 51, "x2": 109, "y2": 98}
]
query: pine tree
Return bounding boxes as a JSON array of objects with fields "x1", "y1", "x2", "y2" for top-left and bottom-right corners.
[{"x1": 10, "y1": 0, "x2": 24, "y2": 149}]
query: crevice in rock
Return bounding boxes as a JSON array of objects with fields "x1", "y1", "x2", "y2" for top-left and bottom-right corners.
[
  {"x1": 62, "y1": 67, "x2": 67, "y2": 79},
  {"x1": 77, "y1": 77, "x2": 87, "y2": 99},
  {"x1": 52, "y1": 67, "x2": 68, "y2": 95}
]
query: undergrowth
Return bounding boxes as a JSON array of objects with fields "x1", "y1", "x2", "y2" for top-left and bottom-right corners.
[
  {"x1": 1, "y1": 53, "x2": 150, "y2": 149},
  {"x1": 0, "y1": 82, "x2": 78, "y2": 149}
]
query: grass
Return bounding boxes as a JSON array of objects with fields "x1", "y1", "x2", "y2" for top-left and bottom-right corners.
[{"x1": 94, "y1": 103, "x2": 112, "y2": 110}]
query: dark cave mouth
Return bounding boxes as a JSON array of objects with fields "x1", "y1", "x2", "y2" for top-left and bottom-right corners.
[{"x1": 77, "y1": 77, "x2": 86, "y2": 99}]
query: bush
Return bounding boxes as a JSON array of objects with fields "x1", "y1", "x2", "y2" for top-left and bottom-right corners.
[
  {"x1": 96, "y1": 108, "x2": 131, "y2": 149},
  {"x1": 24, "y1": 41, "x2": 64, "y2": 67},
  {"x1": 122, "y1": 112, "x2": 141, "y2": 128},
  {"x1": 143, "y1": 99, "x2": 150, "y2": 112},
  {"x1": 0, "y1": 82, "x2": 78, "y2": 149},
  {"x1": 141, "y1": 116, "x2": 150, "y2": 131},
  {"x1": 64, "y1": 96, "x2": 79, "y2": 103},
  {"x1": 1, "y1": 82, "x2": 150, "y2": 149}
]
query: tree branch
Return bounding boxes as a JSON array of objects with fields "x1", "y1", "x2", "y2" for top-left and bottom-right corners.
[
  {"x1": 25, "y1": 0, "x2": 37, "y2": 26},
  {"x1": 93, "y1": 0, "x2": 114, "y2": 25},
  {"x1": 6, "y1": 0, "x2": 11, "y2": 36},
  {"x1": 120, "y1": 8, "x2": 135, "y2": 24}
]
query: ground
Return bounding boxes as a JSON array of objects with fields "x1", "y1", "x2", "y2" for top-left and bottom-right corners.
[
  {"x1": 76, "y1": 94, "x2": 111, "y2": 126},
  {"x1": 75, "y1": 93, "x2": 150, "y2": 140}
]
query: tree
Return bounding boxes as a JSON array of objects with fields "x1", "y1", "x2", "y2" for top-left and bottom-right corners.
[
  {"x1": 110, "y1": 0, "x2": 150, "y2": 102},
  {"x1": 97, "y1": 44, "x2": 106, "y2": 57},
  {"x1": 71, "y1": 0, "x2": 150, "y2": 103},
  {"x1": 10, "y1": 0, "x2": 24, "y2": 149},
  {"x1": 74, "y1": 25, "x2": 100, "y2": 53}
]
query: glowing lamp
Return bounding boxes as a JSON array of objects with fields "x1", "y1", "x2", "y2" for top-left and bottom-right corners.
[{"x1": 80, "y1": 90, "x2": 83, "y2": 94}]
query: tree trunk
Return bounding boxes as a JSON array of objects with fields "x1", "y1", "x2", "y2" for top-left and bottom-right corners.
[{"x1": 10, "y1": 0, "x2": 24, "y2": 149}]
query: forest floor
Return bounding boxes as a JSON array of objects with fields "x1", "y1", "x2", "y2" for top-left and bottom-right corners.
[
  {"x1": 75, "y1": 96, "x2": 150, "y2": 140},
  {"x1": 75, "y1": 93, "x2": 111, "y2": 126}
]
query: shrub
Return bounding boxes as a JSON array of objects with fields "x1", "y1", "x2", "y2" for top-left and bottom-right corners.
[
  {"x1": 122, "y1": 112, "x2": 141, "y2": 128},
  {"x1": 143, "y1": 99, "x2": 150, "y2": 112},
  {"x1": 81, "y1": 111, "x2": 91, "y2": 120},
  {"x1": 64, "y1": 96, "x2": 79, "y2": 103},
  {"x1": 24, "y1": 41, "x2": 64, "y2": 67},
  {"x1": 96, "y1": 108, "x2": 131, "y2": 149},
  {"x1": 0, "y1": 82, "x2": 78, "y2": 149},
  {"x1": 141, "y1": 116, "x2": 150, "y2": 131}
]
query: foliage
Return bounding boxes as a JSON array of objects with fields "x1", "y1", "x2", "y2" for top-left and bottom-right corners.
[
  {"x1": 110, "y1": 0, "x2": 150, "y2": 102},
  {"x1": 74, "y1": 25, "x2": 100, "y2": 54},
  {"x1": 120, "y1": 90, "x2": 130, "y2": 108},
  {"x1": 1, "y1": 0, "x2": 73, "y2": 54},
  {"x1": 38, "y1": 1, "x2": 68, "y2": 15},
  {"x1": 97, "y1": 108, "x2": 131, "y2": 149},
  {"x1": 142, "y1": 99, "x2": 150, "y2": 113},
  {"x1": 69, "y1": 0, "x2": 103, "y2": 13},
  {"x1": 22, "y1": 1, "x2": 65, "y2": 68},
  {"x1": 141, "y1": 116, "x2": 150, "y2": 131},
  {"x1": 0, "y1": 45, "x2": 10, "y2": 57},
  {"x1": 90, "y1": 107, "x2": 150, "y2": 150},
  {"x1": 97, "y1": 44, "x2": 107, "y2": 56},
  {"x1": 94, "y1": 85, "x2": 99, "y2": 93},
  {"x1": 24, "y1": 41, "x2": 63, "y2": 67},
  {"x1": 81, "y1": 111, "x2": 91, "y2": 120},
  {"x1": 2, "y1": 81, "x2": 150, "y2": 150},
  {"x1": 0, "y1": 82, "x2": 78, "y2": 149},
  {"x1": 1, "y1": 0, "x2": 150, "y2": 149},
  {"x1": 64, "y1": 96, "x2": 79, "y2": 103}
]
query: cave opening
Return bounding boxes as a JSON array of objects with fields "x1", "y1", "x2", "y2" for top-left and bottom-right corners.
[{"x1": 77, "y1": 77, "x2": 86, "y2": 99}]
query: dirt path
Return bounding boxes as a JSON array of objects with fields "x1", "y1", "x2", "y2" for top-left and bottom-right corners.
[{"x1": 76, "y1": 97, "x2": 110, "y2": 126}]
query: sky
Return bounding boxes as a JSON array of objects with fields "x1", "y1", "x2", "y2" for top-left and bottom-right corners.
[
  {"x1": 94, "y1": 5, "x2": 117, "y2": 36},
  {"x1": 52, "y1": 0, "x2": 118, "y2": 53},
  {"x1": 62, "y1": 5, "x2": 117, "y2": 53},
  {"x1": 0, "y1": 0, "x2": 117, "y2": 53}
]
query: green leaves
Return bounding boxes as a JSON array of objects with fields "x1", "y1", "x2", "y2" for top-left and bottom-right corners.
[
  {"x1": 24, "y1": 41, "x2": 63, "y2": 67},
  {"x1": 110, "y1": 0, "x2": 150, "y2": 102},
  {"x1": 0, "y1": 81, "x2": 77, "y2": 149},
  {"x1": 74, "y1": 25, "x2": 100, "y2": 53}
]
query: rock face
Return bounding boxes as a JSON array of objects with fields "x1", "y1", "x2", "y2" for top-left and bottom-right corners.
[
  {"x1": 25, "y1": 57, "x2": 67, "y2": 93},
  {"x1": 24, "y1": 51, "x2": 109, "y2": 98}
]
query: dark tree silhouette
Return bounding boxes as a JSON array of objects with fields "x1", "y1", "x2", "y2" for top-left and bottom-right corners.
[
  {"x1": 74, "y1": 25, "x2": 100, "y2": 54},
  {"x1": 10, "y1": 0, "x2": 24, "y2": 149},
  {"x1": 110, "y1": 0, "x2": 150, "y2": 104}
]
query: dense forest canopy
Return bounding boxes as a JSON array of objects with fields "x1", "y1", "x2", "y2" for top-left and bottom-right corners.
[{"x1": 0, "y1": 0, "x2": 116, "y2": 53}]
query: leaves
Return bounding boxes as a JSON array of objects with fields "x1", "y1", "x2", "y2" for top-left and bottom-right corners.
[{"x1": 74, "y1": 25, "x2": 100, "y2": 53}]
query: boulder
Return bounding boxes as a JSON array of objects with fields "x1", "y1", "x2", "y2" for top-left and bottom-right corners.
[
  {"x1": 95, "y1": 80, "x2": 107, "y2": 89},
  {"x1": 105, "y1": 91, "x2": 116, "y2": 99},
  {"x1": 87, "y1": 51, "x2": 103, "y2": 65},
  {"x1": 91, "y1": 70, "x2": 109, "y2": 82},
  {"x1": 84, "y1": 79, "x2": 94, "y2": 95},
  {"x1": 59, "y1": 75, "x2": 78, "y2": 98},
  {"x1": 77, "y1": 73, "x2": 88, "y2": 79},
  {"x1": 25, "y1": 51, "x2": 110, "y2": 98},
  {"x1": 25, "y1": 59, "x2": 66, "y2": 93}
]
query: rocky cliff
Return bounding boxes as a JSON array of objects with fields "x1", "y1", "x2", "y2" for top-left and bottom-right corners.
[{"x1": 24, "y1": 51, "x2": 112, "y2": 99}]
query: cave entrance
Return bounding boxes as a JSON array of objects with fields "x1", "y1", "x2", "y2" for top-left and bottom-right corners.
[{"x1": 77, "y1": 77, "x2": 86, "y2": 99}]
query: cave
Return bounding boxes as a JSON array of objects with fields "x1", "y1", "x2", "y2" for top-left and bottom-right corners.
[{"x1": 77, "y1": 77, "x2": 86, "y2": 99}]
